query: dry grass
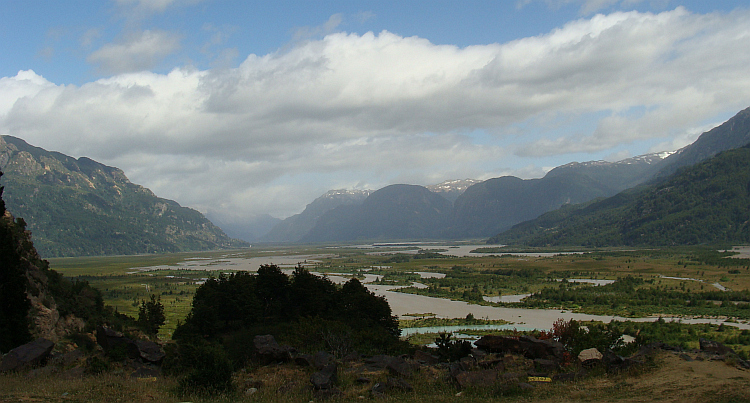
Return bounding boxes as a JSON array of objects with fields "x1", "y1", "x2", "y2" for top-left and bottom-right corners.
[{"x1": 2, "y1": 352, "x2": 747, "y2": 403}]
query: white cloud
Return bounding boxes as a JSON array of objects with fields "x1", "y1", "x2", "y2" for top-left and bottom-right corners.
[
  {"x1": 87, "y1": 30, "x2": 181, "y2": 74},
  {"x1": 0, "y1": 70, "x2": 56, "y2": 120},
  {"x1": 3, "y1": 8, "x2": 750, "y2": 218}
]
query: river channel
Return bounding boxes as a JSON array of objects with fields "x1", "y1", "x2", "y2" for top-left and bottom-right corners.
[{"x1": 133, "y1": 249, "x2": 750, "y2": 331}]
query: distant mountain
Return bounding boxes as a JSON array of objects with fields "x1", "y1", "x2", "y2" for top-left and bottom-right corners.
[
  {"x1": 489, "y1": 144, "x2": 750, "y2": 247},
  {"x1": 546, "y1": 151, "x2": 675, "y2": 191},
  {"x1": 447, "y1": 172, "x2": 613, "y2": 238},
  {"x1": 0, "y1": 136, "x2": 248, "y2": 257},
  {"x1": 426, "y1": 179, "x2": 482, "y2": 203},
  {"x1": 652, "y1": 106, "x2": 750, "y2": 179},
  {"x1": 300, "y1": 184, "x2": 452, "y2": 242},
  {"x1": 262, "y1": 153, "x2": 671, "y2": 243},
  {"x1": 446, "y1": 151, "x2": 671, "y2": 239},
  {"x1": 488, "y1": 106, "x2": 750, "y2": 246},
  {"x1": 205, "y1": 212, "x2": 281, "y2": 243},
  {"x1": 261, "y1": 189, "x2": 371, "y2": 243},
  {"x1": 265, "y1": 107, "x2": 750, "y2": 244}
]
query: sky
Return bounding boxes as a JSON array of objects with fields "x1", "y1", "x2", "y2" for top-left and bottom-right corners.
[{"x1": 2, "y1": 0, "x2": 750, "y2": 225}]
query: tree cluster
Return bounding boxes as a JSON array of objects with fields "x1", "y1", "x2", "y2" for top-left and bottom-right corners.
[{"x1": 173, "y1": 265, "x2": 401, "y2": 352}]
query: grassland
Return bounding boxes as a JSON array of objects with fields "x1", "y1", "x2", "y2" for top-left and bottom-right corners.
[
  {"x1": 46, "y1": 244, "x2": 750, "y2": 342},
  {"x1": 4, "y1": 244, "x2": 749, "y2": 403},
  {"x1": 2, "y1": 351, "x2": 749, "y2": 403}
]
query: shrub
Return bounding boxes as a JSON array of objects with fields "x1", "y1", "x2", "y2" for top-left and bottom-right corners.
[{"x1": 165, "y1": 340, "x2": 234, "y2": 396}]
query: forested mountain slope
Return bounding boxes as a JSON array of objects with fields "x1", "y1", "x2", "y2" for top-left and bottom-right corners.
[
  {"x1": 0, "y1": 136, "x2": 247, "y2": 257},
  {"x1": 489, "y1": 144, "x2": 750, "y2": 247}
]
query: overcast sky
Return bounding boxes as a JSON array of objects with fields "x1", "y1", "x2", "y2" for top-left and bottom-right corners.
[{"x1": 2, "y1": 0, "x2": 750, "y2": 223}]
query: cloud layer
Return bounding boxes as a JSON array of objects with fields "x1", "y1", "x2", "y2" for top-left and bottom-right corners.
[{"x1": 2, "y1": 7, "x2": 750, "y2": 219}]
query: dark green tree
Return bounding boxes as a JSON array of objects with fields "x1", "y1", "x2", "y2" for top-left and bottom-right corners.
[
  {"x1": 138, "y1": 294, "x2": 166, "y2": 335},
  {"x1": 255, "y1": 264, "x2": 290, "y2": 320},
  {"x1": 0, "y1": 171, "x2": 33, "y2": 352},
  {"x1": 338, "y1": 278, "x2": 400, "y2": 337}
]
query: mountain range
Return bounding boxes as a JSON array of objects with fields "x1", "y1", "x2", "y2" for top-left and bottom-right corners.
[
  {"x1": 489, "y1": 143, "x2": 750, "y2": 247},
  {"x1": 0, "y1": 136, "x2": 247, "y2": 257},
  {"x1": 263, "y1": 151, "x2": 673, "y2": 243},
  {"x1": 265, "y1": 106, "x2": 750, "y2": 244},
  {"x1": 488, "y1": 106, "x2": 750, "y2": 246},
  {"x1": 3, "y1": 106, "x2": 749, "y2": 253}
]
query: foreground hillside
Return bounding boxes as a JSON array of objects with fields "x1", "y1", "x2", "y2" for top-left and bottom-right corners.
[
  {"x1": 0, "y1": 136, "x2": 247, "y2": 257},
  {"x1": 490, "y1": 144, "x2": 750, "y2": 247},
  {"x1": 2, "y1": 348, "x2": 748, "y2": 402}
]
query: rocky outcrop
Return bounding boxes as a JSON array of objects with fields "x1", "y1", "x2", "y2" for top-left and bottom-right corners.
[
  {"x1": 95, "y1": 326, "x2": 165, "y2": 364},
  {"x1": 474, "y1": 335, "x2": 565, "y2": 361},
  {"x1": 253, "y1": 334, "x2": 295, "y2": 364},
  {"x1": 0, "y1": 338, "x2": 54, "y2": 372}
]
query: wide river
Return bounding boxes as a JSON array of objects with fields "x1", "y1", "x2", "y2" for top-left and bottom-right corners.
[{"x1": 135, "y1": 247, "x2": 750, "y2": 331}]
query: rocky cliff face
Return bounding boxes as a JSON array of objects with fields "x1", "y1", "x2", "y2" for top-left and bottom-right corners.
[
  {"x1": 1, "y1": 202, "x2": 83, "y2": 351},
  {"x1": 0, "y1": 136, "x2": 247, "y2": 257}
]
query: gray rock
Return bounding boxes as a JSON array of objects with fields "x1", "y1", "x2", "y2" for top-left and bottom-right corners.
[
  {"x1": 294, "y1": 353, "x2": 314, "y2": 367},
  {"x1": 386, "y1": 356, "x2": 417, "y2": 377},
  {"x1": 475, "y1": 335, "x2": 564, "y2": 360},
  {"x1": 0, "y1": 338, "x2": 55, "y2": 372},
  {"x1": 365, "y1": 354, "x2": 394, "y2": 369},
  {"x1": 699, "y1": 338, "x2": 736, "y2": 356},
  {"x1": 253, "y1": 334, "x2": 295, "y2": 363},
  {"x1": 413, "y1": 350, "x2": 439, "y2": 365},
  {"x1": 478, "y1": 358, "x2": 505, "y2": 370},
  {"x1": 310, "y1": 363, "x2": 338, "y2": 390},
  {"x1": 136, "y1": 340, "x2": 165, "y2": 364},
  {"x1": 95, "y1": 326, "x2": 139, "y2": 360}
]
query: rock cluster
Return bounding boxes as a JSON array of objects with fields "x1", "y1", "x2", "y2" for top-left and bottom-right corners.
[
  {"x1": 244, "y1": 333, "x2": 705, "y2": 399},
  {"x1": 0, "y1": 326, "x2": 166, "y2": 378}
]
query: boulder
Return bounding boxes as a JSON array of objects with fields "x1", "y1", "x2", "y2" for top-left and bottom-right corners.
[
  {"x1": 310, "y1": 363, "x2": 338, "y2": 390},
  {"x1": 478, "y1": 358, "x2": 505, "y2": 370},
  {"x1": 136, "y1": 340, "x2": 165, "y2": 364},
  {"x1": 578, "y1": 348, "x2": 603, "y2": 367},
  {"x1": 413, "y1": 350, "x2": 439, "y2": 365},
  {"x1": 475, "y1": 335, "x2": 564, "y2": 360},
  {"x1": 0, "y1": 338, "x2": 55, "y2": 372},
  {"x1": 365, "y1": 354, "x2": 418, "y2": 376},
  {"x1": 699, "y1": 338, "x2": 736, "y2": 356},
  {"x1": 294, "y1": 353, "x2": 314, "y2": 367},
  {"x1": 365, "y1": 354, "x2": 395, "y2": 369},
  {"x1": 253, "y1": 335, "x2": 295, "y2": 363},
  {"x1": 95, "y1": 326, "x2": 140, "y2": 360},
  {"x1": 386, "y1": 356, "x2": 417, "y2": 377}
]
